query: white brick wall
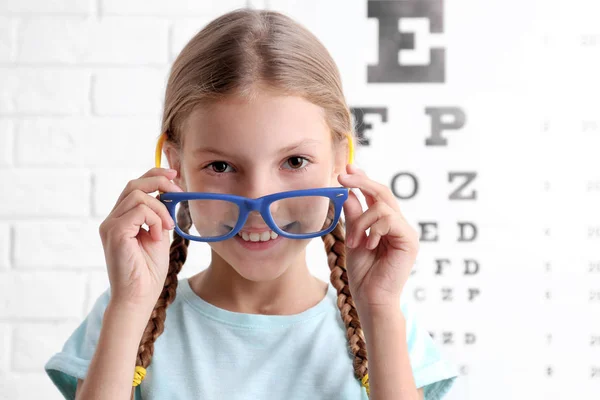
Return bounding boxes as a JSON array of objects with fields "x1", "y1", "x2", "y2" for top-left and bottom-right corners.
[
  {"x1": 17, "y1": 18, "x2": 170, "y2": 65},
  {"x1": 0, "y1": 68, "x2": 89, "y2": 115},
  {"x1": 0, "y1": 224, "x2": 10, "y2": 270},
  {"x1": 0, "y1": 0, "x2": 90, "y2": 15},
  {"x1": 0, "y1": 1, "x2": 268, "y2": 398}
]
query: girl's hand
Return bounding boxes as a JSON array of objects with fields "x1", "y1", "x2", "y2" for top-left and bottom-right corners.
[
  {"x1": 337, "y1": 164, "x2": 420, "y2": 309},
  {"x1": 99, "y1": 167, "x2": 184, "y2": 309}
]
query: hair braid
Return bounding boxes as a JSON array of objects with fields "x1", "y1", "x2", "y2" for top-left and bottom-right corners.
[
  {"x1": 321, "y1": 203, "x2": 370, "y2": 395},
  {"x1": 128, "y1": 201, "x2": 192, "y2": 400}
]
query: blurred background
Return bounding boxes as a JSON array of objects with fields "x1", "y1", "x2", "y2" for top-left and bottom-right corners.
[{"x1": 0, "y1": 0, "x2": 599, "y2": 399}]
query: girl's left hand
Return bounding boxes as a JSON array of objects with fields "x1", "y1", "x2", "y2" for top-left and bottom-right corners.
[{"x1": 337, "y1": 163, "x2": 420, "y2": 310}]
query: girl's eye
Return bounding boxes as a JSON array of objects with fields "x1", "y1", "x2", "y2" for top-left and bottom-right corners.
[
  {"x1": 207, "y1": 161, "x2": 233, "y2": 173},
  {"x1": 283, "y1": 156, "x2": 309, "y2": 171}
]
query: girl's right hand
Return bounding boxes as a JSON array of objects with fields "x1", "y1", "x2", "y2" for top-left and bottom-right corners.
[{"x1": 99, "y1": 167, "x2": 184, "y2": 310}]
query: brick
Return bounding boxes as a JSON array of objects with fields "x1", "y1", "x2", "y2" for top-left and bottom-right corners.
[
  {"x1": 0, "y1": 68, "x2": 88, "y2": 115},
  {"x1": 0, "y1": 119, "x2": 12, "y2": 167},
  {"x1": 92, "y1": 69, "x2": 167, "y2": 116},
  {"x1": 15, "y1": 117, "x2": 157, "y2": 168},
  {"x1": 14, "y1": 220, "x2": 105, "y2": 269},
  {"x1": 0, "y1": 224, "x2": 10, "y2": 270},
  {"x1": 93, "y1": 167, "x2": 154, "y2": 218},
  {"x1": 170, "y1": 18, "x2": 212, "y2": 61},
  {"x1": 0, "y1": 0, "x2": 90, "y2": 14},
  {"x1": 0, "y1": 271, "x2": 86, "y2": 319},
  {"x1": 17, "y1": 17, "x2": 169, "y2": 65},
  {"x1": 0, "y1": 323, "x2": 9, "y2": 373},
  {"x1": 102, "y1": 0, "x2": 247, "y2": 17},
  {"x1": 247, "y1": 0, "x2": 268, "y2": 9},
  {"x1": 13, "y1": 321, "x2": 79, "y2": 372},
  {"x1": 0, "y1": 169, "x2": 90, "y2": 217},
  {"x1": 0, "y1": 17, "x2": 15, "y2": 62},
  {"x1": 0, "y1": 373, "x2": 66, "y2": 400}
]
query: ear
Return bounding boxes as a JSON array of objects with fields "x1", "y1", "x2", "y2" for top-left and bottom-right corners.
[
  {"x1": 331, "y1": 134, "x2": 350, "y2": 183},
  {"x1": 163, "y1": 142, "x2": 187, "y2": 190}
]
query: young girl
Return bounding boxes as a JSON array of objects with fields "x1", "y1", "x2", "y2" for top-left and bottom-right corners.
[{"x1": 45, "y1": 8, "x2": 458, "y2": 400}]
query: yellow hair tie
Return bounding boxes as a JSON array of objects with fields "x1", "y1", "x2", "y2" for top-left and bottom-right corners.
[
  {"x1": 345, "y1": 132, "x2": 354, "y2": 165},
  {"x1": 361, "y1": 373, "x2": 370, "y2": 396},
  {"x1": 132, "y1": 365, "x2": 146, "y2": 387},
  {"x1": 155, "y1": 132, "x2": 167, "y2": 169}
]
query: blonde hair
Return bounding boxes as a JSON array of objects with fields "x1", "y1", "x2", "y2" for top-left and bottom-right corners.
[{"x1": 130, "y1": 8, "x2": 368, "y2": 399}]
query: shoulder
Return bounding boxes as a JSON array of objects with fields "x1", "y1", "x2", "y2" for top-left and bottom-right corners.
[{"x1": 399, "y1": 292, "x2": 460, "y2": 399}]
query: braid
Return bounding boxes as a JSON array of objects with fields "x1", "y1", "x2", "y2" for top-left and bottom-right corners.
[
  {"x1": 321, "y1": 203, "x2": 370, "y2": 396},
  {"x1": 128, "y1": 201, "x2": 192, "y2": 400}
]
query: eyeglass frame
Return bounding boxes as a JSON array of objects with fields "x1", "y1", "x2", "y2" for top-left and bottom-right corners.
[
  {"x1": 160, "y1": 188, "x2": 349, "y2": 241},
  {"x1": 154, "y1": 131, "x2": 355, "y2": 242}
]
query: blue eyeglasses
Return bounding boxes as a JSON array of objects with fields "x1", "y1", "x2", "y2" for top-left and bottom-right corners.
[
  {"x1": 154, "y1": 132, "x2": 354, "y2": 242},
  {"x1": 160, "y1": 188, "x2": 348, "y2": 242}
]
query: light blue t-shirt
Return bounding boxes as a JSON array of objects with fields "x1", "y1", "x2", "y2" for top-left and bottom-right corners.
[{"x1": 45, "y1": 277, "x2": 459, "y2": 399}]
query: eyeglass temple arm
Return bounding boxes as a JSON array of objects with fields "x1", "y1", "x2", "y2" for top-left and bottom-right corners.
[
  {"x1": 347, "y1": 133, "x2": 354, "y2": 165},
  {"x1": 155, "y1": 132, "x2": 167, "y2": 194}
]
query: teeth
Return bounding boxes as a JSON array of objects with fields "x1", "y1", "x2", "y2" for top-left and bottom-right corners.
[
  {"x1": 259, "y1": 231, "x2": 270, "y2": 241},
  {"x1": 238, "y1": 230, "x2": 279, "y2": 242}
]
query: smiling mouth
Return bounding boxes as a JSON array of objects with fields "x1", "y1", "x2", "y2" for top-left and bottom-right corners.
[
  {"x1": 219, "y1": 221, "x2": 298, "y2": 243},
  {"x1": 224, "y1": 221, "x2": 298, "y2": 235}
]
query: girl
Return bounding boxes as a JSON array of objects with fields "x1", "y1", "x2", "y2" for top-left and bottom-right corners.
[{"x1": 45, "y1": 8, "x2": 458, "y2": 400}]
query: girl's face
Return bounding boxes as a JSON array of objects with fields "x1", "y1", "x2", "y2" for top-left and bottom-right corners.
[{"x1": 166, "y1": 90, "x2": 347, "y2": 281}]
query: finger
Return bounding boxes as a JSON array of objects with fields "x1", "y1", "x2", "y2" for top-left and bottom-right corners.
[
  {"x1": 346, "y1": 164, "x2": 376, "y2": 208},
  {"x1": 347, "y1": 202, "x2": 393, "y2": 249},
  {"x1": 111, "y1": 169, "x2": 183, "y2": 214},
  {"x1": 118, "y1": 203, "x2": 164, "y2": 242},
  {"x1": 140, "y1": 166, "x2": 175, "y2": 178},
  {"x1": 342, "y1": 189, "x2": 366, "y2": 247},
  {"x1": 343, "y1": 166, "x2": 399, "y2": 211},
  {"x1": 111, "y1": 173, "x2": 184, "y2": 216},
  {"x1": 342, "y1": 164, "x2": 377, "y2": 209},
  {"x1": 370, "y1": 213, "x2": 417, "y2": 251},
  {"x1": 338, "y1": 166, "x2": 400, "y2": 213},
  {"x1": 365, "y1": 215, "x2": 394, "y2": 250},
  {"x1": 111, "y1": 189, "x2": 175, "y2": 231}
]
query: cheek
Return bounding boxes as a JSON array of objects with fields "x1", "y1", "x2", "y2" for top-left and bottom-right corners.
[{"x1": 303, "y1": 164, "x2": 335, "y2": 188}]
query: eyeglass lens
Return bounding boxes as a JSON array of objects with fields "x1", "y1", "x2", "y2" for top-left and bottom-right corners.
[{"x1": 174, "y1": 196, "x2": 336, "y2": 239}]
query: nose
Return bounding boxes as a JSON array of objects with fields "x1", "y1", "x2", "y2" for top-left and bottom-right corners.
[
  {"x1": 238, "y1": 171, "x2": 280, "y2": 217},
  {"x1": 239, "y1": 171, "x2": 278, "y2": 201}
]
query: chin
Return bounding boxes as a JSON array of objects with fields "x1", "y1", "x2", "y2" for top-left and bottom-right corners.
[
  {"x1": 209, "y1": 237, "x2": 308, "y2": 281},
  {"x1": 231, "y1": 261, "x2": 290, "y2": 282}
]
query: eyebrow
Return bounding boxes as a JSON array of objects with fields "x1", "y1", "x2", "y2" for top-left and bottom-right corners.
[{"x1": 191, "y1": 139, "x2": 323, "y2": 158}]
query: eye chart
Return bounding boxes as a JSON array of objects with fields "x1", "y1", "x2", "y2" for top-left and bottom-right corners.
[{"x1": 273, "y1": 0, "x2": 600, "y2": 398}]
